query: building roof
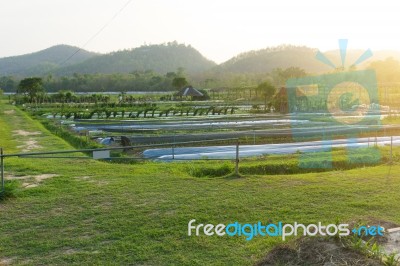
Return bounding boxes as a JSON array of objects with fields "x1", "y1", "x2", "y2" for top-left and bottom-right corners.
[
  {"x1": 176, "y1": 86, "x2": 204, "y2": 97},
  {"x1": 275, "y1": 87, "x2": 306, "y2": 98}
]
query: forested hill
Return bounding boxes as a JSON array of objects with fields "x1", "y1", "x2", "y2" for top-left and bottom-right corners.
[
  {"x1": 0, "y1": 45, "x2": 98, "y2": 76},
  {"x1": 216, "y1": 45, "x2": 326, "y2": 74},
  {"x1": 2, "y1": 43, "x2": 400, "y2": 91},
  {"x1": 0, "y1": 43, "x2": 216, "y2": 77},
  {"x1": 214, "y1": 45, "x2": 400, "y2": 74},
  {"x1": 54, "y1": 43, "x2": 216, "y2": 76}
]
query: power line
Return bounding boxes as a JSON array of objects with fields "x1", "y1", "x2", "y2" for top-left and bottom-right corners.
[{"x1": 59, "y1": 0, "x2": 133, "y2": 66}]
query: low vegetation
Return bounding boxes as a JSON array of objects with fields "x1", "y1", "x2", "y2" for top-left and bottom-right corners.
[{"x1": 1, "y1": 99, "x2": 400, "y2": 264}]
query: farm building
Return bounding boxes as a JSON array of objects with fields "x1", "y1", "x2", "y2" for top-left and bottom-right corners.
[{"x1": 176, "y1": 86, "x2": 204, "y2": 100}]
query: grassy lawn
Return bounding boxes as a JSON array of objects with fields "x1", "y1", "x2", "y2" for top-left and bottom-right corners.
[{"x1": 1, "y1": 100, "x2": 400, "y2": 265}]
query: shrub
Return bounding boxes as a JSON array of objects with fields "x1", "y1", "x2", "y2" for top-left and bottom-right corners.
[
  {"x1": 40, "y1": 120, "x2": 101, "y2": 150},
  {"x1": 188, "y1": 163, "x2": 233, "y2": 178},
  {"x1": 0, "y1": 180, "x2": 19, "y2": 201}
]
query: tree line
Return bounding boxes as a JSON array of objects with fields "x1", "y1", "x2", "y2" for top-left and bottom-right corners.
[{"x1": 0, "y1": 70, "x2": 189, "y2": 93}]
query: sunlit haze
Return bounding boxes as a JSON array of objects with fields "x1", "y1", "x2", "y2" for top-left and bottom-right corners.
[{"x1": 1, "y1": 0, "x2": 400, "y2": 63}]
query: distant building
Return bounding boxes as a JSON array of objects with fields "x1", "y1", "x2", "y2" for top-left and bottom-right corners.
[{"x1": 176, "y1": 86, "x2": 204, "y2": 100}]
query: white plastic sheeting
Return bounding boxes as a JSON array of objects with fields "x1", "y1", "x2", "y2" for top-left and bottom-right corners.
[{"x1": 143, "y1": 136, "x2": 400, "y2": 160}]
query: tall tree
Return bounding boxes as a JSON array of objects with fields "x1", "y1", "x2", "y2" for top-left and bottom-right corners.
[
  {"x1": 18, "y1": 77, "x2": 44, "y2": 102},
  {"x1": 172, "y1": 77, "x2": 188, "y2": 91},
  {"x1": 0, "y1": 76, "x2": 16, "y2": 92},
  {"x1": 257, "y1": 81, "x2": 276, "y2": 112}
]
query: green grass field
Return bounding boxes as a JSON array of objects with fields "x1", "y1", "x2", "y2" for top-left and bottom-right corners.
[{"x1": 1, "y1": 100, "x2": 400, "y2": 265}]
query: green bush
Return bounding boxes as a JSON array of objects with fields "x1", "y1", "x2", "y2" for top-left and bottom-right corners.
[
  {"x1": 0, "y1": 180, "x2": 19, "y2": 201},
  {"x1": 40, "y1": 120, "x2": 102, "y2": 150},
  {"x1": 239, "y1": 148, "x2": 382, "y2": 176},
  {"x1": 188, "y1": 163, "x2": 233, "y2": 178}
]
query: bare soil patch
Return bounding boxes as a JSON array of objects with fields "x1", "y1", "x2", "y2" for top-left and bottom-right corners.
[
  {"x1": 74, "y1": 176, "x2": 91, "y2": 180},
  {"x1": 12, "y1": 130, "x2": 41, "y2": 137},
  {"x1": 256, "y1": 237, "x2": 382, "y2": 266},
  {"x1": 3, "y1": 110, "x2": 15, "y2": 115},
  {"x1": 0, "y1": 257, "x2": 15, "y2": 265},
  {"x1": 257, "y1": 219, "x2": 400, "y2": 266},
  {"x1": 16, "y1": 138, "x2": 42, "y2": 152},
  {"x1": 6, "y1": 174, "x2": 59, "y2": 188},
  {"x1": 12, "y1": 130, "x2": 42, "y2": 152}
]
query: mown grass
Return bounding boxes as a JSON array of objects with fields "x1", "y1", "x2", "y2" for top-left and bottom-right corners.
[{"x1": 1, "y1": 99, "x2": 400, "y2": 265}]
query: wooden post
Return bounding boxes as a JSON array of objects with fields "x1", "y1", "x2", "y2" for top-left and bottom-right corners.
[
  {"x1": 1, "y1": 148, "x2": 4, "y2": 193},
  {"x1": 391, "y1": 136, "x2": 393, "y2": 163},
  {"x1": 172, "y1": 133, "x2": 175, "y2": 160}
]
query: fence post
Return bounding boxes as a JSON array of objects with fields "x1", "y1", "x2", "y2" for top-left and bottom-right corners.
[
  {"x1": 391, "y1": 136, "x2": 393, "y2": 163},
  {"x1": 235, "y1": 140, "x2": 239, "y2": 176},
  {"x1": 172, "y1": 133, "x2": 175, "y2": 160},
  {"x1": 1, "y1": 148, "x2": 4, "y2": 194}
]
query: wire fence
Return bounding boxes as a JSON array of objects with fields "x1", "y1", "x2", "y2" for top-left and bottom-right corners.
[
  {"x1": 0, "y1": 138, "x2": 240, "y2": 195},
  {"x1": 82, "y1": 123, "x2": 400, "y2": 147},
  {"x1": 1, "y1": 135, "x2": 398, "y2": 196},
  {"x1": 1, "y1": 148, "x2": 4, "y2": 195}
]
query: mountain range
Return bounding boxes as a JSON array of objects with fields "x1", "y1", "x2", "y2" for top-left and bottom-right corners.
[
  {"x1": 1, "y1": 42, "x2": 400, "y2": 78},
  {"x1": 0, "y1": 45, "x2": 98, "y2": 76}
]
